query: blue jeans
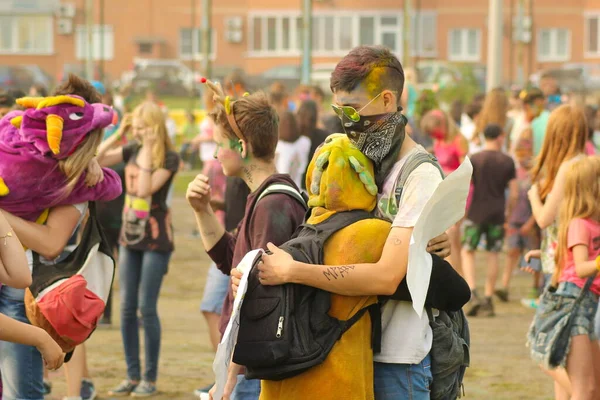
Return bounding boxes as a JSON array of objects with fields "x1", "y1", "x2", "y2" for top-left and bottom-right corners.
[
  {"x1": 0, "y1": 286, "x2": 45, "y2": 400},
  {"x1": 200, "y1": 262, "x2": 230, "y2": 314},
  {"x1": 232, "y1": 375, "x2": 260, "y2": 400},
  {"x1": 374, "y1": 354, "x2": 433, "y2": 400},
  {"x1": 119, "y1": 247, "x2": 171, "y2": 383}
]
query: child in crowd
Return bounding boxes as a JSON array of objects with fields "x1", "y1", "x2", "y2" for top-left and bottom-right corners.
[
  {"x1": 462, "y1": 124, "x2": 518, "y2": 317},
  {"x1": 527, "y1": 156, "x2": 600, "y2": 400}
]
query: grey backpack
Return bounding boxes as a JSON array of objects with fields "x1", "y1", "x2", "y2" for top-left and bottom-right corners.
[{"x1": 392, "y1": 151, "x2": 471, "y2": 400}]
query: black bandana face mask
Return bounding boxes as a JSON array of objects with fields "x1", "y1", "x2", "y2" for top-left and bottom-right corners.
[{"x1": 341, "y1": 110, "x2": 407, "y2": 191}]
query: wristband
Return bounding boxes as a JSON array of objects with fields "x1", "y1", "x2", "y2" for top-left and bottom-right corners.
[
  {"x1": 139, "y1": 167, "x2": 152, "y2": 173},
  {"x1": 595, "y1": 255, "x2": 600, "y2": 271}
]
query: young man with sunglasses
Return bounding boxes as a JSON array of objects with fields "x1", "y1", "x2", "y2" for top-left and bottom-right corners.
[{"x1": 257, "y1": 45, "x2": 452, "y2": 399}]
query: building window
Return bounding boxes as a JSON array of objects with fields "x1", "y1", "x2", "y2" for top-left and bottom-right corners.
[
  {"x1": 249, "y1": 12, "x2": 422, "y2": 57},
  {"x1": 250, "y1": 15, "x2": 300, "y2": 55},
  {"x1": 448, "y1": 28, "x2": 481, "y2": 62},
  {"x1": 76, "y1": 25, "x2": 114, "y2": 60},
  {"x1": 179, "y1": 28, "x2": 216, "y2": 60},
  {"x1": 138, "y1": 43, "x2": 153, "y2": 55},
  {"x1": 538, "y1": 28, "x2": 570, "y2": 62},
  {"x1": 411, "y1": 12, "x2": 437, "y2": 57},
  {"x1": 586, "y1": 15, "x2": 600, "y2": 57},
  {"x1": 0, "y1": 15, "x2": 53, "y2": 54}
]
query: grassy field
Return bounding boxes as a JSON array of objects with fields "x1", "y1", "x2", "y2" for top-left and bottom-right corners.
[{"x1": 44, "y1": 182, "x2": 556, "y2": 399}]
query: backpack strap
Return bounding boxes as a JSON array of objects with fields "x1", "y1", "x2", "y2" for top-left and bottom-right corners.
[
  {"x1": 339, "y1": 302, "x2": 382, "y2": 354},
  {"x1": 394, "y1": 151, "x2": 445, "y2": 205},
  {"x1": 255, "y1": 183, "x2": 308, "y2": 211}
]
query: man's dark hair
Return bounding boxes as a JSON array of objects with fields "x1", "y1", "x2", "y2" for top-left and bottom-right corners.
[
  {"x1": 330, "y1": 46, "x2": 405, "y2": 98},
  {"x1": 268, "y1": 90, "x2": 287, "y2": 108},
  {"x1": 297, "y1": 100, "x2": 318, "y2": 136},
  {"x1": 520, "y1": 87, "x2": 544, "y2": 105},
  {"x1": 7, "y1": 89, "x2": 26, "y2": 100},
  {"x1": 310, "y1": 85, "x2": 325, "y2": 100},
  {"x1": 483, "y1": 123, "x2": 503, "y2": 140},
  {"x1": 465, "y1": 100, "x2": 483, "y2": 120},
  {"x1": 0, "y1": 91, "x2": 14, "y2": 108},
  {"x1": 53, "y1": 74, "x2": 102, "y2": 103},
  {"x1": 32, "y1": 83, "x2": 48, "y2": 97}
]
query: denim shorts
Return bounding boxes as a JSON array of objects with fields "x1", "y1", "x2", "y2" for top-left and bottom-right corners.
[
  {"x1": 200, "y1": 262, "x2": 230, "y2": 315},
  {"x1": 506, "y1": 223, "x2": 540, "y2": 251},
  {"x1": 555, "y1": 282, "x2": 599, "y2": 339},
  {"x1": 374, "y1": 354, "x2": 432, "y2": 400},
  {"x1": 527, "y1": 281, "x2": 599, "y2": 368},
  {"x1": 0, "y1": 286, "x2": 45, "y2": 400}
]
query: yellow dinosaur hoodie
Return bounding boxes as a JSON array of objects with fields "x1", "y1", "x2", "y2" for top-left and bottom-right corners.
[{"x1": 260, "y1": 134, "x2": 391, "y2": 400}]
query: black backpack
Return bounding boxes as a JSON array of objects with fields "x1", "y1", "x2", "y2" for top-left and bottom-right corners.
[
  {"x1": 388, "y1": 150, "x2": 471, "y2": 400},
  {"x1": 232, "y1": 210, "x2": 381, "y2": 381}
]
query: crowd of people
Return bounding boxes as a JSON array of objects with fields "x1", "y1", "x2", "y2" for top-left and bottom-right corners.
[{"x1": 0, "y1": 43, "x2": 600, "y2": 400}]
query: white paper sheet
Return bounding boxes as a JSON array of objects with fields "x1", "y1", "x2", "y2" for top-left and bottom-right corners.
[
  {"x1": 211, "y1": 249, "x2": 263, "y2": 400},
  {"x1": 407, "y1": 158, "x2": 473, "y2": 317}
]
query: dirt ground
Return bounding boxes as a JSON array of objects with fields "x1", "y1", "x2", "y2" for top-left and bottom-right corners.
[{"x1": 45, "y1": 195, "x2": 556, "y2": 400}]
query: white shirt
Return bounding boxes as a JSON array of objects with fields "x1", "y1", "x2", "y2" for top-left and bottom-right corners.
[
  {"x1": 275, "y1": 136, "x2": 312, "y2": 188},
  {"x1": 374, "y1": 145, "x2": 443, "y2": 364},
  {"x1": 166, "y1": 118, "x2": 177, "y2": 144},
  {"x1": 26, "y1": 203, "x2": 88, "y2": 271},
  {"x1": 199, "y1": 118, "x2": 217, "y2": 163},
  {"x1": 460, "y1": 114, "x2": 484, "y2": 155}
]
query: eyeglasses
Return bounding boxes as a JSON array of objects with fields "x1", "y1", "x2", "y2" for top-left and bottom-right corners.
[{"x1": 331, "y1": 92, "x2": 384, "y2": 123}]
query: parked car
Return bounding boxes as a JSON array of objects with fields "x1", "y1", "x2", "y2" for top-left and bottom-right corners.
[
  {"x1": 119, "y1": 59, "x2": 202, "y2": 96},
  {"x1": 250, "y1": 63, "x2": 336, "y2": 93},
  {"x1": 415, "y1": 61, "x2": 486, "y2": 93},
  {"x1": 21, "y1": 65, "x2": 54, "y2": 91},
  {"x1": 0, "y1": 66, "x2": 38, "y2": 92},
  {"x1": 529, "y1": 64, "x2": 600, "y2": 95}
]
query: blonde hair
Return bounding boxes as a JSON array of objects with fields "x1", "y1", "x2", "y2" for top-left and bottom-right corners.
[
  {"x1": 475, "y1": 88, "x2": 508, "y2": 139},
  {"x1": 58, "y1": 129, "x2": 103, "y2": 196},
  {"x1": 553, "y1": 156, "x2": 600, "y2": 285},
  {"x1": 531, "y1": 105, "x2": 588, "y2": 200},
  {"x1": 132, "y1": 101, "x2": 174, "y2": 169}
]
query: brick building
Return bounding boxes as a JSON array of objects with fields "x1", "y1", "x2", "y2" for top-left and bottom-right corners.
[{"x1": 1, "y1": 0, "x2": 599, "y2": 87}]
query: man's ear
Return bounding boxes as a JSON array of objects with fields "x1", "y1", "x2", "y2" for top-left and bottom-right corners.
[
  {"x1": 239, "y1": 139, "x2": 249, "y2": 159},
  {"x1": 382, "y1": 90, "x2": 398, "y2": 112}
]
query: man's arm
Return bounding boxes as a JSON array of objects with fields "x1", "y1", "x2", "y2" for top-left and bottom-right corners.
[
  {"x1": 506, "y1": 178, "x2": 519, "y2": 221},
  {"x1": 260, "y1": 226, "x2": 412, "y2": 297}
]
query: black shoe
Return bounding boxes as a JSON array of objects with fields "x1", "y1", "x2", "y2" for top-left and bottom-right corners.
[
  {"x1": 466, "y1": 300, "x2": 481, "y2": 317},
  {"x1": 43, "y1": 380, "x2": 52, "y2": 395},
  {"x1": 479, "y1": 298, "x2": 496, "y2": 317},
  {"x1": 466, "y1": 291, "x2": 481, "y2": 316},
  {"x1": 495, "y1": 288, "x2": 509, "y2": 303}
]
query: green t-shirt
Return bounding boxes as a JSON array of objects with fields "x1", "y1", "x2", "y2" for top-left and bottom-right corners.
[{"x1": 532, "y1": 110, "x2": 550, "y2": 157}]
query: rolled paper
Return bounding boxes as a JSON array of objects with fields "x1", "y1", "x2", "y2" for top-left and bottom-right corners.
[{"x1": 46, "y1": 114, "x2": 64, "y2": 155}]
